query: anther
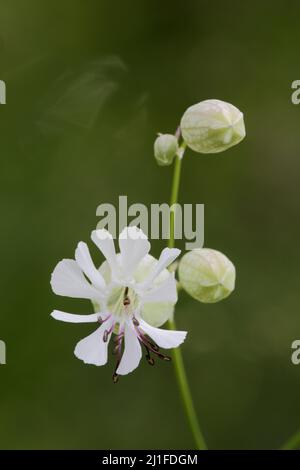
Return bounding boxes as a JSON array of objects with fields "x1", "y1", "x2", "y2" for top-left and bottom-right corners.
[
  {"x1": 113, "y1": 373, "x2": 119, "y2": 384},
  {"x1": 143, "y1": 345, "x2": 155, "y2": 366},
  {"x1": 132, "y1": 317, "x2": 139, "y2": 327},
  {"x1": 103, "y1": 330, "x2": 109, "y2": 342},
  {"x1": 139, "y1": 333, "x2": 158, "y2": 351},
  {"x1": 146, "y1": 340, "x2": 159, "y2": 352},
  {"x1": 123, "y1": 287, "x2": 130, "y2": 306},
  {"x1": 159, "y1": 353, "x2": 171, "y2": 361}
]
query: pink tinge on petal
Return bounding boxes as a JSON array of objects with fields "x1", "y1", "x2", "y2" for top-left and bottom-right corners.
[{"x1": 74, "y1": 317, "x2": 114, "y2": 366}]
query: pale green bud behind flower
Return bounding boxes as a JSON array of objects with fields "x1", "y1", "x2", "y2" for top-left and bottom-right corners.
[
  {"x1": 178, "y1": 248, "x2": 236, "y2": 303},
  {"x1": 180, "y1": 99, "x2": 245, "y2": 154},
  {"x1": 154, "y1": 133, "x2": 179, "y2": 166}
]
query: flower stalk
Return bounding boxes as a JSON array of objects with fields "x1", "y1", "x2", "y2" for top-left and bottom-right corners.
[{"x1": 167, "y1": 146, "x2": 208, "y2": 450}]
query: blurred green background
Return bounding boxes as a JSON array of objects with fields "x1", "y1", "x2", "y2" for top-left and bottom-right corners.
[{"x1": 1, "y1": 0, "x2": 300, "y2": 450}]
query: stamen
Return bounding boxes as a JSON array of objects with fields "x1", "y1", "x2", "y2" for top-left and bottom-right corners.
[
  {"x1": 158, "y1": 353, "x2": 171, "y2": 361},
  {"x1": 132, "y1": 316, "x2": 139, "y2": 327},
  {"x1": 112, "y1": 334, "x2": 123, "y2": 354},
  {"x1": 123, "y1": 287, "x2": 130, "y2": 306},
  {"x1": 113, "y1": 373, "x2": 119, "y2": 383},
  {"x1": 112, "y1": 329, "x2": 124, "y2": 384},
  {"x1": 98, "y1": 314, "x2": 111, "y2": 324},
  {"x1": 103, "y1": 330, "x2": 109, "y2": 342},
  {"x1": 138, "y1": 331, "x2": 159, "y2": 351},
  {"x1": 144, "y1": 345, "x2": 155, "y2": 366},
  {"x1": 113, "y1": 334, "x2": 124, "y2": 343},
  {"x1": 103, "y1": 322, "x2": 115, "y2": 343},
  {"x1": 137, "y1": 328, "x2": 172, "y2": 363}
]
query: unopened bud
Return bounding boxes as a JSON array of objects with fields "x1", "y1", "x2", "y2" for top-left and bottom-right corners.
[
  {"x1": 180, "y1": 99, "x2": 245, "y2": 154},
  {"x1": 178, "y1": 248, "x2": 236, "y2": 303},
  {"x1": 154, "y1": 134, "x2": 179, "y2": 166}
]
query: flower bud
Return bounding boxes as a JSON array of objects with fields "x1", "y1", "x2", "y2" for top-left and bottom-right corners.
[
  {"x1": 178, "y1": 248, "x2": 235, "y2": 303},
  {"x1": 154, "y1": 134, "x2": 179, "y2": 166},
  {"x1": 180, "y1": 99, "x2": 245, "y2": 154}
]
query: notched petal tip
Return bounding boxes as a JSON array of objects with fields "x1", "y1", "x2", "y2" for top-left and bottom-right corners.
[
  {"x1": 50, "y1": 258, "x2": 100, "y2": 299},
  {"x1": 75, "y1": 240, "x2": 106, "y2": 292},
  {"x1": 174, "y1": 330, "x2": 188, "y2": 346},
  {"x1": 50, "y1": 258, "x2": 71, "y2": 291},
  {"x1": 92, "y1": 228, "x2": 113, "y2": 241},
  {"x1": 163, "y1": 247, "x2": 181, "y2": 258},
  {"x1": 119, "y1": 225, "x2": 148, "y2": 241},
  {"x1": 138, "y1": 318, "x2": 187, "y2": 349}
]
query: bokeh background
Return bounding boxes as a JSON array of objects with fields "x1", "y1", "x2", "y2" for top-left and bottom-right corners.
[{"x1": 1, "y1": 0, "x2": 300, "y2": 450}]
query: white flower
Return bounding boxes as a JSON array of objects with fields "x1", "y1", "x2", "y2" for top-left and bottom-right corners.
[{"x1": 50, "y1": 226, "x2": 187, "y2": 382}]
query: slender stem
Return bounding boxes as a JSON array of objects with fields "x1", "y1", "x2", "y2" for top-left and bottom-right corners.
[
  {"x1": 169, "y1": 152, "x2": 183, "y2": 247},
  {"x1": 280, "y1": 430, "x2": 300, "y2": 450},
  {"x1": 167, "y1": 150, "x2": 208, "y2": 450}
]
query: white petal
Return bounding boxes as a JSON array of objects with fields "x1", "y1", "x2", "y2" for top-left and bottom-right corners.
[
  {"x1": 51, "y1": 259, "x2": 100, "y2": 299},
  {"x1": 74, "y1": 319, "x2": 113, "y2": 366},
  {"x1": 119, "y1": 226, "x2": 150, "y2": 277},
  {"x1": 91, "y1": 229, "x2": 119, "y2": 279},
  {"x1": 141, "y1": 248, "x2": 181, "y2": 288},
  {"x1": 75, "y1": 242, "x2": 106, "y2": 292},
  {"x1": 139, "y1": 273, "x2": 178, "y2": 304},
  {"x1": 51, "y1": 310, "x2": 100, "y2": 323},
  {"x1": 116, "y1": 322, "x2": 142, "y2": 375},
  {"x1": 138, "y1": 318, "x2": 187, "y2": 349}
]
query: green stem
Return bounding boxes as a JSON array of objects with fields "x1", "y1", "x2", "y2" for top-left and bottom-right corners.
[
  {"x1": 280, "y1": 430, "x2": 300, "y2": 450},
  {"x1": 167, "y1": 151, "x2": 208, "y2": 450}
]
